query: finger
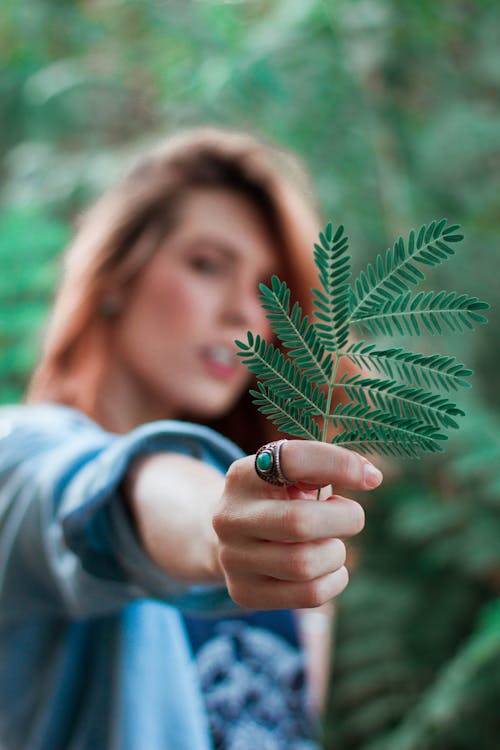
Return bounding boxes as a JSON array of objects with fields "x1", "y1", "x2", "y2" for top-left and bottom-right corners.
[
  {"x1": 214, "y1": 495, "x2": 365, "y2": 543},
  {"x1": 238, "y1": 442, "x2": 383, "y2": 493},
  {"x1": 226, "y1": 567, "x2": 349, "y2": 610},
  {"x1": 220, "y1": 537, "x2": 346, "y2": 582},
  {"x1": 282, "y1": 441, "x2": 382, "y2": 489}
]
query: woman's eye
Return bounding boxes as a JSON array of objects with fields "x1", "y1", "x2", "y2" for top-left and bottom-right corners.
[{"x1": 190, "y1": 256, "x2": 224, "y2": 274}]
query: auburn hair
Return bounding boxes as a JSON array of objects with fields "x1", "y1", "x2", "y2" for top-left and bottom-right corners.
[{"x1": 28, "y1": 127, "x2": 349, "y2": 453}]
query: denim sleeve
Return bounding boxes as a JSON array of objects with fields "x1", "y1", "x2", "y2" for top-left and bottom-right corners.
[{"x1": 0, "y1": 404, "x2": 242, "y2": 621}]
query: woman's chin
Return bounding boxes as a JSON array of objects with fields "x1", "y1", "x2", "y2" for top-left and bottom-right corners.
[{"x1": 180, "y1": 397, "x2": 240, "y2": 424}]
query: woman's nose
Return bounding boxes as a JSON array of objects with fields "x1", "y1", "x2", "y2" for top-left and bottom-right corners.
[{"x1": 222, "y1": 282, "x2": 265, "y2": 330}]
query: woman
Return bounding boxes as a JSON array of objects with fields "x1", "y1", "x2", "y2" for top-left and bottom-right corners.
[{"x1": 0, "y1": 127, "x2": 382, "y2": 749}]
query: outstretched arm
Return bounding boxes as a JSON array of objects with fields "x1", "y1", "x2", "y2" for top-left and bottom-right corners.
[{"x1": 0, "y1": 405, "x2": 241, "y2": 621}]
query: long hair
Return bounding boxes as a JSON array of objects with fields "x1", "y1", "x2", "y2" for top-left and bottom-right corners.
[{"x1": 28, "y1": 127, "x2": 335, "y2": 452}]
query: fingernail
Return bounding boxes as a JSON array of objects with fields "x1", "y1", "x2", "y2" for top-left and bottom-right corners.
[{"x1": 363, "y1": 464, "x2": 383, "y2": 488}]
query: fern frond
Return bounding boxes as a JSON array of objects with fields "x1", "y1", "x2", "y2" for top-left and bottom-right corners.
[
  {"x1": 258, "y1": 276, "x2": 332, "y2": 383},
  {"x1": 351, "y1": 290, "x2": 489, "y2": 337},
  {"x1": 236, "y1": 333, "x2": 326, "y2": 414},
  {"x1": 249, "y1": 382, "x2": 321, "y2": 440},
  {"x1": 345, "y1": 341, "x2": 473, "y2": 392},
  {"x1": 339, "y1": 373, "x2": 465, "y2": 429},
  {"x1": 238, "y1": 218, "x2": 488, "y2": 461},
  {"x1": 312, "y1": 222, "x2": 351, "y2": 352},
  {"x1": 349, "y1": 220, "x2": 463, "y2": 319},
  {"x1": 330, "y1": 402, "x2": 447, "y2": 457},
  {"x1": 331, "y1": 429, "x2": 442, "y2": 459}
]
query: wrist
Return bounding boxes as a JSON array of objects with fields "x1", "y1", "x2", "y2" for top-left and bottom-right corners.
[{"x1": 124, "y1": 451, "x2": 226, "y2": 585}]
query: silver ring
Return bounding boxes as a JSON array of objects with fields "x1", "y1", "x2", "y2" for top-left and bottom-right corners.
[{"x1": 254, "y1": 439, "x2": 293, "y2": 486}]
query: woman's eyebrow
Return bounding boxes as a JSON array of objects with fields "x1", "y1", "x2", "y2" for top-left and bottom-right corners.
[
  {"x1": 185, "y1": 237, "x2": 277, "y2": 277},
  {"x1": 185, "y1": 238, "x2": 238, "y2": 260}
]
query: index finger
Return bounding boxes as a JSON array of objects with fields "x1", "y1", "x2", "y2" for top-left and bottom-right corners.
[{"x1": 276, "y1": 440, "x2": 383, "y2": 491}]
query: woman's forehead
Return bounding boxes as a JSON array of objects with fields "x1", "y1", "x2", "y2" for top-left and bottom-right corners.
[{"x1": 163, "y1": 188, "x2": 280, "y2": 271}]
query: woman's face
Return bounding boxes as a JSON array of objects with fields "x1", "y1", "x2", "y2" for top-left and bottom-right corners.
[{"x1": 107, "y1": 188, "x2": 278, "y2": 427}]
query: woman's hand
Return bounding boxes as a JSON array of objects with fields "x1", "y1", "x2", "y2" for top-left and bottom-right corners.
[{"x1": 213, "y1": 440, "x2": 382, "y2": 610}]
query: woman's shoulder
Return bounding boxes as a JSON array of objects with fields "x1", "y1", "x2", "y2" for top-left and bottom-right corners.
[
  {"x1": 0, "y1": 403, "x2": 105, "y2": 464},
  {"x1": 0, "y1": 402, "x2": 96, "y2": 435}
]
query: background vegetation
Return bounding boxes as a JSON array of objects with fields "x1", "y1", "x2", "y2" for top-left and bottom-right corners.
[{"x1": 1, "y1": 1, "x2": 499, "y2": 748}]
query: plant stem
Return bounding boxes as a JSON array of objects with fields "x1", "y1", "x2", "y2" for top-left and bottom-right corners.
[{"x1": 316, "y1": 352, "x2": 342, "y2": 500}]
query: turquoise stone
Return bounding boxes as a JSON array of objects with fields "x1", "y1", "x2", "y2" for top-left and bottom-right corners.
[{"x1": 256, "y1": 451, "x2": 272, "y2": 471}]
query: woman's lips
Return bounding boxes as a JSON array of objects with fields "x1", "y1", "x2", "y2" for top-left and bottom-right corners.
[{"x1": 202, "y1": 345, "x2": 240, "y2": 379}]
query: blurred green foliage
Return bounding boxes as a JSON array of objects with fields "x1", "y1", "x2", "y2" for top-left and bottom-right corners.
[
  {"x1": 324, "y1": 402, "x2": 500, "y2": 749},
  {"x1": 1, "y1": 1, "x2": 499, "y2": 748}
]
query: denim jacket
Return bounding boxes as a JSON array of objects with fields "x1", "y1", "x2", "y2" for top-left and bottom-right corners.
[{"x1": 0, "y1": 403, "x2": 242, "y2": 750}]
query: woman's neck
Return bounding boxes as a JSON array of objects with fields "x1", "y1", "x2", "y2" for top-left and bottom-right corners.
[{"x1": 96, "y1": 363, "x2": 175, "y2": 433}]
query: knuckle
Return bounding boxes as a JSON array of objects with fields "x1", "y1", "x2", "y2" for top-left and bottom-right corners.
[
  {"x1": 226, "y1": 578, "x2": 258, "y2": 609},
  {"x1": 212, "y1": 503, "x2": 232, "y2": 540},
  {"x1": 301, "y1": 567, "x2": 349, "y2": 608},
  {"x1": 217, "y1": 545, "x2": 234, "y2": 572},
  {"x1": 301, "y1": 580, "x2": 327, "y2": 609},
  {"x1": 288, "y1": 545, "x2": 316, "y2": 581},
  {"x1": 331, "y1": 565, "x2": 349, "y2": 597},
  {"x1": 349, "y1": 501, "x2": 365, "y2": 534},
  {"x1": 335, "y1": 448, "x2": 357, "y2": 480},
  {"x1": 332, "y1": 566, "x2": 349, "y2": 596},
  {"x1": 332, "y1": 538, "x2": 347, "y2": 567},
  {"x1": 225, "y1": 458, "x2": 247, "y2": 488},
  {"x1": 226, "y1": 581, "x2": 246, "y2": 607},
  {"x1": 283, "y1": 504, "x2": 311, "y2": 541}
]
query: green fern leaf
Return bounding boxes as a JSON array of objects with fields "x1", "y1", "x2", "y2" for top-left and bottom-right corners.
[
  {"x1": 258, "y1": 276, "x2": 332, "y2": 383},
  {"x1": 350, "y1": 220, "x2": 463, "y2": 320},
  {"x1": 236, "y1": 333, "x2": 326, "y2": 414},
  {"x1": 330, "y1": 402, "x2": 447, "y2": 457},
  {"x1": 351, "y1": 291, "x2": 489, "y2": 337},
  {"x1": 249, "y1": 382, "x2": 321, "y2": 440},
  {"x1": 331, "y1": 429, "x2": 436, "y2": 458},
  {"x1": 312, "y1": 222, "x2": 352, "y2": 352},
  {"x1": 339, "y1": 373, "x2": 465, "y2": 429},
  {"x1": 345, "y1": 342, "x2": 473, "y2": 392}
]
